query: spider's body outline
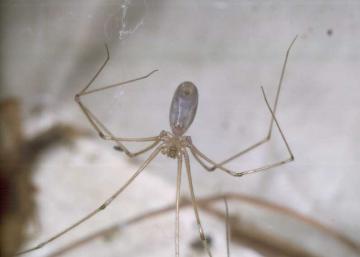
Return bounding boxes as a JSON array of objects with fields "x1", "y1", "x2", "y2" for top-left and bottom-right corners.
[
  {"x1": 18, "y1": 36, "x2": 297, "y2": 257},
  {"x1": 169, "y1": 81, "x2": 199, "y2": 136}
]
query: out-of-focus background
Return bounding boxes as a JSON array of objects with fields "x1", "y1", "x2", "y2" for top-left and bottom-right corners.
[{"x1": 1, "y1": 1, "x2": 360, "y2": 257}]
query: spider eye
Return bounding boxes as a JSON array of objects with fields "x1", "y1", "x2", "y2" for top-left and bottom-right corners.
[{"x1": 181, "y1": 84, "x2": 194, "y2": 96}]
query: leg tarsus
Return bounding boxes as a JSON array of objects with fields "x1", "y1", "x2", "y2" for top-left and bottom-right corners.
[{"x1": 183, "y1": 150, "x2": 213, "y2": 257}]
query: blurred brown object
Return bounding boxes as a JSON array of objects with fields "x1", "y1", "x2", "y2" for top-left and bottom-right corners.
[
  {"x1": 0, "y1": 98, "x2": 88, "y2": 257},
  {"x1": 38, "y1": 194, "x2": 360, "y2": 257}
]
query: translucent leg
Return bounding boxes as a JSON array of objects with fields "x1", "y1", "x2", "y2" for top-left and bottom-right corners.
[
  {"x1": 16, "y1": 145, "x2": 163, "y2": 255},
  {"x1": 183, "y1": 149, "x2": 213, "y2": 257},
  {"x1": 74, "y1": 44, "x2": 159, "y2": 157},
  {"x1": 224, "y1": 197, "x2": 231, "y2": 257},
  {"x1": 189, "y1": 86, "x2": 294, "y2": 177},
  {"x1": 192, "y1": 36, "x2": 297, "y2": 172},
  {"x1": 175, "y1": 154, "x2": 182, "y2": 257}
]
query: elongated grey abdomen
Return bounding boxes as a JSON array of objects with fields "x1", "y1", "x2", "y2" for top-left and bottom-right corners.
[{"x1": 169, "y1": 82, "x2": 198, "y2": 136}]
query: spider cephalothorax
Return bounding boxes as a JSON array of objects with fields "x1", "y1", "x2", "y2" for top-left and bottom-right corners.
[{"x1": 160, "y1": 131, "x2": 190, "y2": 159}]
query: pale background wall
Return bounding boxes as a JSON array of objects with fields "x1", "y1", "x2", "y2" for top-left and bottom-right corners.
[{"x1": 1, "y1": 1, "x2": 359, "y2": 257}]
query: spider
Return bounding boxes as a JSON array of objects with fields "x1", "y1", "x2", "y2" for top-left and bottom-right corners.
[{"x1": 18, "y1": 36, "x2": 296, "y2": 257}]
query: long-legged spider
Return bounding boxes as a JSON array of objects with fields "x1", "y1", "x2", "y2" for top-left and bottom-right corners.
[{"x1": 18, "y1": 36, "x2": 296, "y2": 256}]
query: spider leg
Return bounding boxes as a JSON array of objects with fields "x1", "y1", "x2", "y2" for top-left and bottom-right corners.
[
  {"x1": 76, "y1": 98, "x2": 161, "y2": 157},
  {"x1": 224, "y1": 196, "x2": 231, "y2": 257},
  {"x1": 16, "y1": 145, "x2": 163, "y2": 255},
  {"x1": 188, "y1": 141, "x2": 267, "y2": 172},
  {"x1": 175, "y1": 154, "x2": 182, "y2": 257},
  {"x1": 183, "y1": 149, "x2": 213, "y2": 257},
  {"x1": 189, "y1": 145, "x2": 215, "y2": 171},
  {"x1": 188, "y1": 143, "x2": 231, "y2": 173},
  {"x1": 204, "y1": 36, "x2": 297, "y2": 171},
  {"x1": 74, "y1": 44, "x2": 160, "y2": 157},
  {"x1": 188, "y1": 86, "x2": 294, "y2": 177},
  {"x1": 267, "y1": 35, "x2": 297, "y2": 138}
]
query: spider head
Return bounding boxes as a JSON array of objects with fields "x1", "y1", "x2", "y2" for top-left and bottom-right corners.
[{"x1": 161, "y1": 144, "x2": 179, "y2": 159}]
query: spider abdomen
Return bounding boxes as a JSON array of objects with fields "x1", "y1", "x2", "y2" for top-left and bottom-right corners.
[{"x1": 169, "y1": 82, "x2": 198, "y2": 136}]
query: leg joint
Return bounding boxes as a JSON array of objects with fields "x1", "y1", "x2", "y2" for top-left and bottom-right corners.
[{"x1": 74, "y1": 94, "x2": 80, "y2": 102}]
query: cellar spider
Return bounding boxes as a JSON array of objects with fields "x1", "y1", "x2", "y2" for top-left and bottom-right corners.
[{"x1": 18, "y1": 36, "x2": 296, "y2": 257}]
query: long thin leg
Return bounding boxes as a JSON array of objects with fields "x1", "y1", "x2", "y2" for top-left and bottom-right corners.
[
  {"x1": 76, "y1": 98, "x2": 160, "y2": 157},
  {"x1": 74, "y1": 45, "x2": 159, "y2": 157},
  {"x1": 16, "y1": 145, "x2": 163, "y2": 255},
  {"x1": 196, "y1": 36, "x2": 297, "y2": 171},
  {"x1": 224, "y1": 197, "x2": 231, "y2": 257},
  {"x1": 267, "y1": 35, "x2": 297, "y2": 138},
  {"x1": 175, "y1": 154, "x2": 182, "y2": 257},
  {"x1": 183, "y1": 150, "x2": 213, "y2": 257},
  {"x1": 189, "y1": 86, "x2": 294, "y2": 177}
]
